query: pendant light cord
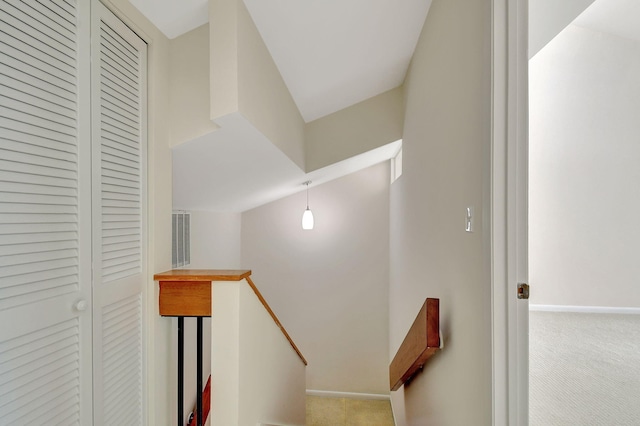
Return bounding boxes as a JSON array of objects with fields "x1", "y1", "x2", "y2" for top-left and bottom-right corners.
[{"x1": 304, "y1": 180, "x2": 311, "y2": 209}]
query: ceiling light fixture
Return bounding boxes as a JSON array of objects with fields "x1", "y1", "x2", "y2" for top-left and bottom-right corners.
[{"x1": 302, "y1": 181, "x2": 314, "y2": 230}]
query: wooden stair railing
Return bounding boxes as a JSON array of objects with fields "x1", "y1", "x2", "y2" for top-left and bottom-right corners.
[
  {"x1": 389, "y1": 298, "x2": 440, "y2": 391},
  {"x1": 153, "y1": 269, "x2": 307, "y2": 426}
]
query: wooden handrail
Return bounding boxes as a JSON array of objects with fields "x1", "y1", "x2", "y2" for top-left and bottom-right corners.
[
  {"x1": 246, "y1": 277, "x2": 307, "y2": 365},
  {"x1": 154, "y1": 269, "x2": 307, "y2": 365},
  {"x1": 389, "y1": 298, "x2": 440, "y2": 391},
  {"x1": 154, "y1": 269, "x2": 252, "y2": 282}
]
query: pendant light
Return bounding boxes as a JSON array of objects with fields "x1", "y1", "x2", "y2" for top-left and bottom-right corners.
[{"x1": 302, "y1": 181, "x2": 314, "y2": 230}]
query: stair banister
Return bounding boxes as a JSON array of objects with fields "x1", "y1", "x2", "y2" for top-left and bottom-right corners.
[{"x1": 153, "y1": 269, "x2": 307, "y2": 426}]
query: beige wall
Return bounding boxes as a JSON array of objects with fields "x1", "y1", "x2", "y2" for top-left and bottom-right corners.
[
  {"x1": 189, "y1": 211, "x2": 242, "y2": 269},
  {"x1": 305, "y1": 88, "x2": 404, "y2": 172},
  {"x1": 208, "y1": 0, "x2": 403, "y2": 174},
  {"x1": 237, "y1": 1, "x2": 306, "y2": 170},
  {"x1": 211, "y1": 280, "x2": 307, "y2": 425},
  {"x1": 529, "y1": 25, "x2": 640, "y2": 308},
  {"x1": 209, "y1": 0, "x2": 306, "y2": 170},
  {"x1": 102, "y1": 1, "x2": 174, "y2": 424},
  {"x1": 241, "y1": 163, "x2": 390, "y2": 394},
  {"x1": 169, "y1": 24, "x2": 219, "y2": 147},
  {"x1": 388, "y1": 0, "x2": 492, "y2": 424}
]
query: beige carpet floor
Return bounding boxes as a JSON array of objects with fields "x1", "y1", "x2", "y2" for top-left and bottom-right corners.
[
  {"x1": 530, "y1": 311, "x2": 640, "y2": 426},
  {"x1": 306, "y1": 396, "x2": 395, "y2": 426}
]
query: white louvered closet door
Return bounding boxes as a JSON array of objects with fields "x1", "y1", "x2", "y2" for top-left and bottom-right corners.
[
  {"x1": 90, "y1": 3, "x2": 147, "y2": 425},
  {"x1": 0, "y1": 0, "x2": 93, "y2": 424}
]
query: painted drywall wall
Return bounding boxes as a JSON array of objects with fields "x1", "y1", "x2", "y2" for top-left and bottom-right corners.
[
  {"x1": 305, "y1": 87, "x2": 404, "y2": 172},
  {"x1": 241, "y1": 163, "x2": 390, "y2": 394},
  {"x1": 529, "y1": 0, "x2": 596, "y2": 58},
  {"x1": 209, "y1": 0, "x2": 239, "y2": 119},
  {"x1": 103, "y1": 1, "x2": 174, "y2": 424},
  {"x1": 211, "y1": 280, "x2": 306, "y2": 425},
  {"x1": 529, "y1": 25, "x2": 640, "y2": 308},
  {"x1": 209, "y1": 0, "x2": 306, "y2": 170},
  {"x1": 388, "y1": 0, "x2": 492, "y2": 424},
  {"x1": 183, "y1": 209, "x2": 242, "y2": 417},
  {"x1": 169, "y1": 24, "x2": 219, "y2": 147},
  {"x1": 189, "y1": 211, "x2": 242, "y2": 269}
]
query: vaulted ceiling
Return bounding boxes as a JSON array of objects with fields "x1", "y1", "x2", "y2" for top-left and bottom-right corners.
[
  {"x1": 130, "y1": 0, "x2": 431, "y2": 122},
  {"x1": 128, "y1": 0, "x2": 636, "y2": 212}
]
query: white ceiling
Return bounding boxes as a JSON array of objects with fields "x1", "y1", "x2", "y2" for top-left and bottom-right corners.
[
  {"x1": 573, "y1": 0, "x2": 640, "y2": 44},
  {"x1": 129, "y1": 0, "x2": 208, "y2": 39},
  {"x1": 242, "y1": 0, "x2": 432, "y2": 122},
  {"x1": 130, "y1": 0, "x2": 432, "y2": 122},
  {"x1": 530, "y1": 0, "x2": 640, "y2": 59},
  {"x1": 172, "y1": 113, "x2": 401, "y2": 212},
  {"x1": 136, "y1": 0, "x2": 639, "y2": 214},
  {"x1": 128, "y1": 0, "x2": 424, "y2": 212}
]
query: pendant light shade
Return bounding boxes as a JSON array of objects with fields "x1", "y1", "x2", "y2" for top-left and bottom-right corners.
[
  {"x1": 302, "y1": 208, "x2": 314, "y2": 230},
  {"x1": 302, "y1": 181, "x2": 314, "y2": 230}
]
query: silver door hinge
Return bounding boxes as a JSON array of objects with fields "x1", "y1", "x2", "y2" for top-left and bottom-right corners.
[{"x1": 517, "y1": 283, "x2": 530, "y2": 300}]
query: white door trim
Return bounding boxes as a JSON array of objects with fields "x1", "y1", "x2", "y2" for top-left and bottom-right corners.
[{"x1": 491, "y1": 0, "x2": 529, "y2": 425}]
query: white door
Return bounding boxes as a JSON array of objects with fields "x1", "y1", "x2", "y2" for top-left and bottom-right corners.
[
  {"x1": 0, "y1": 1, "x2": 147, "y2": 424},
  {"x1": 90, "y1": 2, "x2": 147, "y2": 425},
  {"x1": 0, "y1": 0, "x2": 93, "y2": 423}
]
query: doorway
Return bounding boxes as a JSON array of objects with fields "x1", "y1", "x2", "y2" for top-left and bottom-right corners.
[{"x1": 528, "y1": 1, "x2": 640, "y2": 424}]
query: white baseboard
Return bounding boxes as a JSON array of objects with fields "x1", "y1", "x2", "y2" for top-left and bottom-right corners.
[
  {"x1": 306, "y1": 389, "x2": 390, "y2": 401},
  {"x1": 530, "y1": 304, "x2": 640, "y2": 315}
]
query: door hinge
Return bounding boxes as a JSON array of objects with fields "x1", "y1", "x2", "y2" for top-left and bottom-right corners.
[{"x1": 517, "y1": 283, "x2": 530, "y2": 300}]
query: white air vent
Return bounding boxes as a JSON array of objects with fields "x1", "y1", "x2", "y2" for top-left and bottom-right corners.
[{"x1": 172, "y1": 212, "x2": 190, "y2": 268}]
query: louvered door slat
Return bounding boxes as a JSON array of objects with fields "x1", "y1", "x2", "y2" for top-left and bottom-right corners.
[
  {"x1": 100, "y1": 68, "x2": 138, "y2": 104},
  {"x1": 32, "y1": 0, "x2": 76, "y2": 34},
  {"x1": 0, "y1": 158, "x2": 76, "y2": 180},
  {"x1": 100, "y1": 23, "x2": 138, "y2": 66},
  {"x1": 0, "y1": 277, "x2": 77, "y2": 310},
  {"x1": 3, "y1": 0, "x2": 75, "y2": 41},
  {"x1": 45, "y1": 0, "x2": 76, "y2": 22},
  {"x1": 100, "y1": 294, "x2": 142, "y2": 425},
  {"x1": 0, "y1": 127, "x2": 77, "y2": 156},
  {"x1": 101, "y1": 83, "x2": 138, "y2": 116},
  {"x1": 0, "y1": 95, "x2": 75, "y2": 130},
  {"x1": 0, "y1": 105, "x2": 76, "y2": 138},
  {"x1": 101, "y1": 30, "x2": 138, "y2": 71},
  {"x1": 0, "y1": 96, "x2": 76, "y2": 130},
  {"x1": 0, "y1": 37, "x2": 76, "y2": 86},
  {"x1": 0, "y1": 8, "x2": 75, "y2": 60},
  {"x1": 44, "y1": 402, "x2": 80, "y2": 426},
  {"x1": 0, "y1": 147, "x2": 76, "y2": 171},
  {"x1": 0, "y1": 318, "x2": 80, "y2": 424},
  {"x1": 2, "y1": 1, "x2": 76, "y2": 51},
  {"x1": 102, "y1": 145, "x2": 139, "y2": 166},
  {"x1": 101, "y1": 133, "x2": 140, "y2": 156},
  {"x1": 102, "y1": 104, "x2": 139, "y2": 131},
  {"x1": 0, "y1": 191, "x2": 75, "y2": 206},
  {"x1": 0, "y1": 78, "x2": 76, "y2": 117},
  {"x1": 0, "y1": 237, "x2": 76, "y2": 254},
  {"x1": 18, "y1": 379, "x2": 79, "y2": 424},
  {"x1": 0, "y1": 26, "x2": 75, "y2": 76},
  {"x1": 100, "y1": 52, "x2": 138, "y2": 93},
  {"x1": 101, "y1": 161, "x2": 139, "y2": 180},
  {"x1": 102, "y1": 130, "x2": 140, "y2": 154},
  {"x1": 0, "y1": 54, "x2": 76, "y2": 100},
  {"x1": 100, "y1": 41, "x2": 137, "y2": 78}
]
